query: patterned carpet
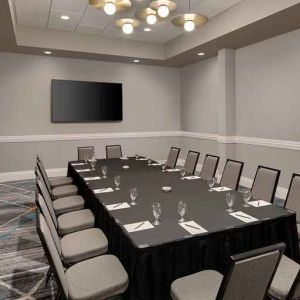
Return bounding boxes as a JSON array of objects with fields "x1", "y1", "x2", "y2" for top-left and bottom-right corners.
[{"x1": 0, "y1": 179, "x2": 57, "y2": 300}]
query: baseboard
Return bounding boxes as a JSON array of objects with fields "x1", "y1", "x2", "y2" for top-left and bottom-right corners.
[{"x1": 0, "y1": 168, "x2": 67, "y2": 183}]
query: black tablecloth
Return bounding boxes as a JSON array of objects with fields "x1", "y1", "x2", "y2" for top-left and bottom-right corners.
[{"x1": 68, "y1": 157, "x2": 299, "y2": 300}]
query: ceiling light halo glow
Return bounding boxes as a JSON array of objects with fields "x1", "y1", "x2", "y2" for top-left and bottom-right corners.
[
  {"x1": 184, "y1": 20, "x2": 195, "y2": 32},
  {"x1": 104, "y1": 2, "x2": 117, "y2": 15},
  {"x1": 60, "y1": 15, "x2": 70, "y2": 20},
  {"x1": 123, "y1": 22, "x2": 133, "y2": 34},
  {"x1": 157, "y1": 5, "x2": 169, "y2": 18},
  {"x1": 146, "y1": 14, "x2": 157, "y2": 25},
  {"x1": 116, "y1": 18, "x2": 140, "y2": 35}
]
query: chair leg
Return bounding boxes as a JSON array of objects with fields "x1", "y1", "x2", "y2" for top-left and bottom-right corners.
[
  {"x1": 45, "y1": 267, "x2": 53, "y2": 286},
  {"x1": 55, "y1": 288, "x2": 61, "y2": 300}
]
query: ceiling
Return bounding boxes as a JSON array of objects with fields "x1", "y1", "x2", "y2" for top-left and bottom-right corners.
[{"x1": 13, "y1": 0, "x2": 243, "y2": 44}]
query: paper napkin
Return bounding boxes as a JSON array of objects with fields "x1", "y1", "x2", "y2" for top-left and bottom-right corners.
[
  {"x1": 166, "y1": 169, "x2": 180, "y2": 172},
  {"x1": 150, "y1": 163, "x2": 162, "y2": 166},
  {"x1": 124, "y1": 221, "x2": 154, "y2": 233},
  {"x1": 185, "y1": 176, "x2": 201, "y2": 180},
  {"x1": 76, "y1": 169, "x2": 91, "y2": 172},
  {"x1": 93, "y1": 187, "x2": 114, "y2": 194},
  {"x1": 106, "y1": 202, "x2": 130, "y2": 211},
  {"x1": 84, "y1": 176, "x2": 101, "y2": 181},
  {"x1": 71, "y1": 162, "x2": 87, "y2": 166},
  {"x1": 230, "y1": 211, "x2": 258, "y2": 223},
  {"x1": 179, "y1": 221, "x2": 208, "y2": 235},
  {"x1": 211, "y1": 186, "x2": 232, "y2": 192},
  {"x1": 248, "y1": 200, "x2": 271, "y2": 207}
]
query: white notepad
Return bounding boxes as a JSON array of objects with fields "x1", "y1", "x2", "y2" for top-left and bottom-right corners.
[
  {"x1": 138, "y1": 157, "x2": 148, "y2": 161},
  {"x1": 179, "y1": 221, "x2": 208, "y2": 235},
  {"x1": 211, "y1": 186, "x2": 232, "y2": 192},
  {"x1": 84, "y1": 176, "x2": 101, "y2": 181},
  {"x1": 230, "y1": 211, "x2": 258, "y2": 223},
  {"x1": 120, "y1": 157, "x2": 129, "y2": 160},
  {"x1": 106, "y1": 202, "x2": 130, "y2": 211},
  {"x1": 76, "y1": 169, "x2": 91, "y2": 172},
  {"x1": 71, "y1": 162, "x2": 86, "y2": 166},
  {"x1": 93, "y1": 187, "x2": 114, "y2": 194},
  {"x1": 150, "y1": 163, "x2": 162, "y2": 166},
  {"x1": 124, "y1": 221, "x2": 154, "y2": 233},
  {"x1": 185, "y1": 176, "x2": 201, "y2": 180},
  {"x1": 248, "y1": 200, "x2": 271, "y2": 207},
  {"x1": 166, "y1": 169, "x2": 180, "y2": 172}
]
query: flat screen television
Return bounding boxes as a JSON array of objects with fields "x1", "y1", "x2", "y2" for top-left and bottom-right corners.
[{"x1": 51, "y1": 79, "x2": 123, "y2": 122}]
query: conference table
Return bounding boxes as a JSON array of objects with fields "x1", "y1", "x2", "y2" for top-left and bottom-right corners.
[{"x1": 68, "y1": 157, "x2": 299, "y2": 300}]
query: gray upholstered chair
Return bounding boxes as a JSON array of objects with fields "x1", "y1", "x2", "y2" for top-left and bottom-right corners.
[
  {"x1": 200, "y1": 154, "x2": 220, "y2": 180},
  {"x1": 171, "y1": 243, "x2": 285, "y2": 300},
  {"x1": 166, "y1": 147, "x2": 180, "y2": 168},
  {"x1": 183, "y1": 150, "x2": 200, "y2": 175},
  {"x1": 37, "y1": 161, "x2": 78, "y2": 200},
  {"x1": 106, "y1": 145, "x2": 122, "y2": 159},
  {"x1": 285, "y1": 174, "x2": 300, "y2": 239},
  {"x1": 77, "y1": 146, "x2": 95, "y2": 161},
  {"x1": 37, "y1": 194, "x2": 108, "y2": 266},
  {"x1": 251, "y1": 165, "x2": 281, "y2": 203},
  {"x1": 268, "y1": 254, "x2": 300, "y2": 300},
  {"x1": 36, "y1": 155, "x2": 73, "y2": 188},
  {"x1": 220, "y1": 159, "x2": 244, "y2": 190},
  {"x1": 37, "y1": 176, "x2": 95, "y2": 236},
  {"x1": 38, "y1": 213, "x2": 128, "y2": 300}
]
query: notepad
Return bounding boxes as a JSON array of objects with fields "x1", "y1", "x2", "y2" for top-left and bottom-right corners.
[
  {"x1": 71, "y1": 162, "x2": 86, "y2": 166},
  {"x1": 124, "y1": 221, "x2": 154, "y2": 233},
  {"x1": 138, "y1": 157, "x2": 148, "y2": 161},
  {"x1": 230, "y1": 211, "x2": 258, "y2": 223},
  {"x1": 106, "y1": 202, "x2": 130, "y2": 211},
  {"x1": 84, "y1": 176, "x2": 101, "y2": 181},
  {"x1": 150, "y1": 163, "x2": 162, "y2": 166},
  {"x1": 211, "y1": 186, "x2": 232, "y2": 192},
  {"x1": 120, "y1": 157, "x2": 129, "y2": 160},
  {"x1": 93, "y1": 187, "x2": 114, "y2": 194},
  {"x1": 179, "y1": 221, "x2": 208, "y2": 235},
  {"x1": 185, "y1": 176, "x2": 201, "y2": 180},
  {"x1": 76, "y1": 169, "x2": 91, "y2": 172},
  {"x1": 166, "y1": 168, "x2": 180, "y2": 172},
  {"x1": 248, "y1": 200, "x2": 271, "y2": 207}
]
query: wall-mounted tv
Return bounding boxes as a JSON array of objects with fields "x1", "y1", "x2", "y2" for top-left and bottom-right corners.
[{"x1": 51, "y1": 79, "x2": 123, "y2": 122}]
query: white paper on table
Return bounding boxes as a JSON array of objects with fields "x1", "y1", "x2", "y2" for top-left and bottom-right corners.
[
  {"x1": 76, "y1": 169, "x2": 91, "y2": 172},
  {"x1": 138, "y1": 157, "x2": 148, "y2": 161},
  {"x1": 248, "y1": 200, "x2": 271, "y2": 207},
  {"x1": 211, "y1": 186, "x2": 232, "y2": 192},
  {"x1": 84, "y1": 176, "x2": 101, "y2": 181},
  {"x1": 230, "y1": 211, "x2": 258, "y2": 223},
  {"x1": 71, "y1": 162, "x2": 86, "y2": 166},
  {"x1": 185, "y1": 176, "x2": 201, "y2": 180},
  {"x1": 166, "y1": 168, "x2": 180, "y2": 172},
  {"x1": 93, "y1": 187, "x2": 114, "y2": 194},
  {"x1": 106, "y1": 202, "x2": 130, "y2": 211},
  {"x1": 150, "y1": 163, "x2": 162, "y2": 166},
  {"x1": 179, "y1": 221, "x2": 208, "y2": 235},
  {"x1": 120, "y1": 157, "x2": 129, "y2": 160},
  {"x1": 124, "y1": 221, "x2": 154, "y2": 233}
]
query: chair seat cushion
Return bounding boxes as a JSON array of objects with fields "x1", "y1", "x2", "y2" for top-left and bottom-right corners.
[
  {"x1": 61, "y1": 228, "x2": 108, "y2": 265},
  {"x1": 171, "y1": 270, "x2": 223, "y2": 300},
  {"x1": 57, "y1": 209, "x2": 94, "y2": 236},
  {"x1": 268, "y1": 255, "x2": 300, "y2": 299},
  {"x1": 53, "y1": 195, "x2": 85, "y2": 216},
  {"x1": 52, "y1": 185, "x2": 78, "y2": 200},
  {"x1": 66, "y1": 255, "x2": 128, "y2": 300},
  {"x1": 50, "y1": 176, "x2": 73, "y2": 188}
]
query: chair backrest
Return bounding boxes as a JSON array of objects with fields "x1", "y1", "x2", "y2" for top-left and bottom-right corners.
[
  {"x1": 37, "y1": 160, "x2": 52, "y2": 194},
  {"x1": 78, "y1": 146, "x2": 94, "y2": 160},
  {"x1": 285, "y1": 174, "x2": 300, "y2": 222},
  {"x1": 166, "y1": 147, "x2": 180, "y2": 168},
  {"x1": 220, "y1": 159, "x2": 244, "y2": 190},
  {"x1": 251, "y1": 166, "x2": 280, "y2": 203},
  {"x1": 217, "y1": 243, "x2": 285, "y2": 300},
  {"x1": 183, "y1": 150, "x2": 200, "y2": 175},
  {"x1": 200, "y1": 154, "x2": 220, "y2": 180},
  {"x1": 38, "y1": 213, "x2": 69, "y2": 298},
  {"x1": 106, "y1": 145, "x2": 122, "y2": 159},
  {"x1": 36, "y1": 174, "x2": 58, "y2": 227},
  {"x1": 37, "y1": 193, "x2": 62, "y2": 255}
]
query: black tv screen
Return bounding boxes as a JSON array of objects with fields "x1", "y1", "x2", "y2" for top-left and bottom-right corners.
[{"x1": 51, "y1": 79, "x2": 123, "y2": 122}]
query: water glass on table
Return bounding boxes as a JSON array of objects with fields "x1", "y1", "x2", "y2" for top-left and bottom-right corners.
[
  {"x1": 152, "y1": 201, "x2": 161, "y2": 225},
  {"x1": 240, "y1": 188, "x2": 251, "y2": 207},
  {"x1": 114, "y1": 175, "x2": 121, "y2": 191},
  {"x1": 178, "y1": 200, "x2": 187, "y2": 223},
  {"x1": 180, "y1": 168, "x2": 186, "y2": 179},
  {"x1": 161, "y1": 163, "x2": 166, "y2": 172},
  {"x1": 101, "y1": 165, "x2": 108, "y2": 178},
  {"x1": 129, "y1": 187, "x2": 138, "y2": 206},
  {"x1": 207, "y1": 177, "x2": 217, "y2": 192},
  {"x1": 226, "y1": 192, "x2": 235, "y2": 213}
]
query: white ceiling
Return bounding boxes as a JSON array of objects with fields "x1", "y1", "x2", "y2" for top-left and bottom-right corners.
[{"x1": 14, "y1": 0, "x2": 243, "y2": 44}]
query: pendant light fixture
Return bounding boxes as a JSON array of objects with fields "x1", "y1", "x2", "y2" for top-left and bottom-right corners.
[
  {"x1": 89, "y1": 0, "x2": 131, "y2": 16},
  {"x1": 135, "y1": 8, "x2": 158, "y2": 25},
  {"x1": 150, "y1": 0, "x2": 177, "y2": 18},
  {"x1": 116, "y1": 18, "x2": 140, "y2": 35},
  {"x1": 172, "y1": 0, "x2": 208, "y2": 32}
]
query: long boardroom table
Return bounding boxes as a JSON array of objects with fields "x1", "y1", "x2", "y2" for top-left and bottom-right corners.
[{"x1": 68, "y1": 157, "x2": 299, "y2": 300}]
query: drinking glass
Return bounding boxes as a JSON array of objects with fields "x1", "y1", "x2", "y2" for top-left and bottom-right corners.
[
  {"x1": 152, "y1": 201, "x2": 161, "y2": 225},
  {"x1": 101, "y1": 165, "x2": 108, "y2": 178},
  {"x1": 161, "y1": 163, "x2": 167, "y2": 172},
  {"x1": 207, "y1": 177, "x2": 216, "y2": 192},
  {"x1": 83, "y1": 154, "x2": 89, "y2": 164},
  {"x1": 226, "y1": 192, "x2": 235, "y2": 213},
  {"x1": 240, "y1": 189, "x2": 251, "y2": 207},
  {"x1": 177, "y1": 200, "x2": 187, "y2": 223},
  {"x1": 148, "y1": 159, "x2": 152, "y2": 166},
  {"x1": 135, "y1": 153, "x2": 139, "y2": 160},
  {"x1": 114, "y1": 175, "x2": 121, "y2": 191},
  {"x1": 129, "y1": 187, "x2": 138, "y2": 206},
  {"x1": 90, "y1": 158, "x2": 97, "y2": 171},
  {"x1": 180, "y1": 168, "x2": 186, "y2": 179}
]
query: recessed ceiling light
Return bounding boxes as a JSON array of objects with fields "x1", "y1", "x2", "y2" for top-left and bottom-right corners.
[
  {"x1": 133, "y1": 59, "x2": 140, "y2": 63},
  {"x1": 60, "y1": 15, "x2": 70, "y2": 20},
  {"x1": 198, "y1": 52, "x2": 205, "y2": 56},
  {"x1": 44, "y1": 51, "x2": 52, "y2": 55},
  {"x1": 144, "y1": 27, "x2": 151, "y2": 32}
]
